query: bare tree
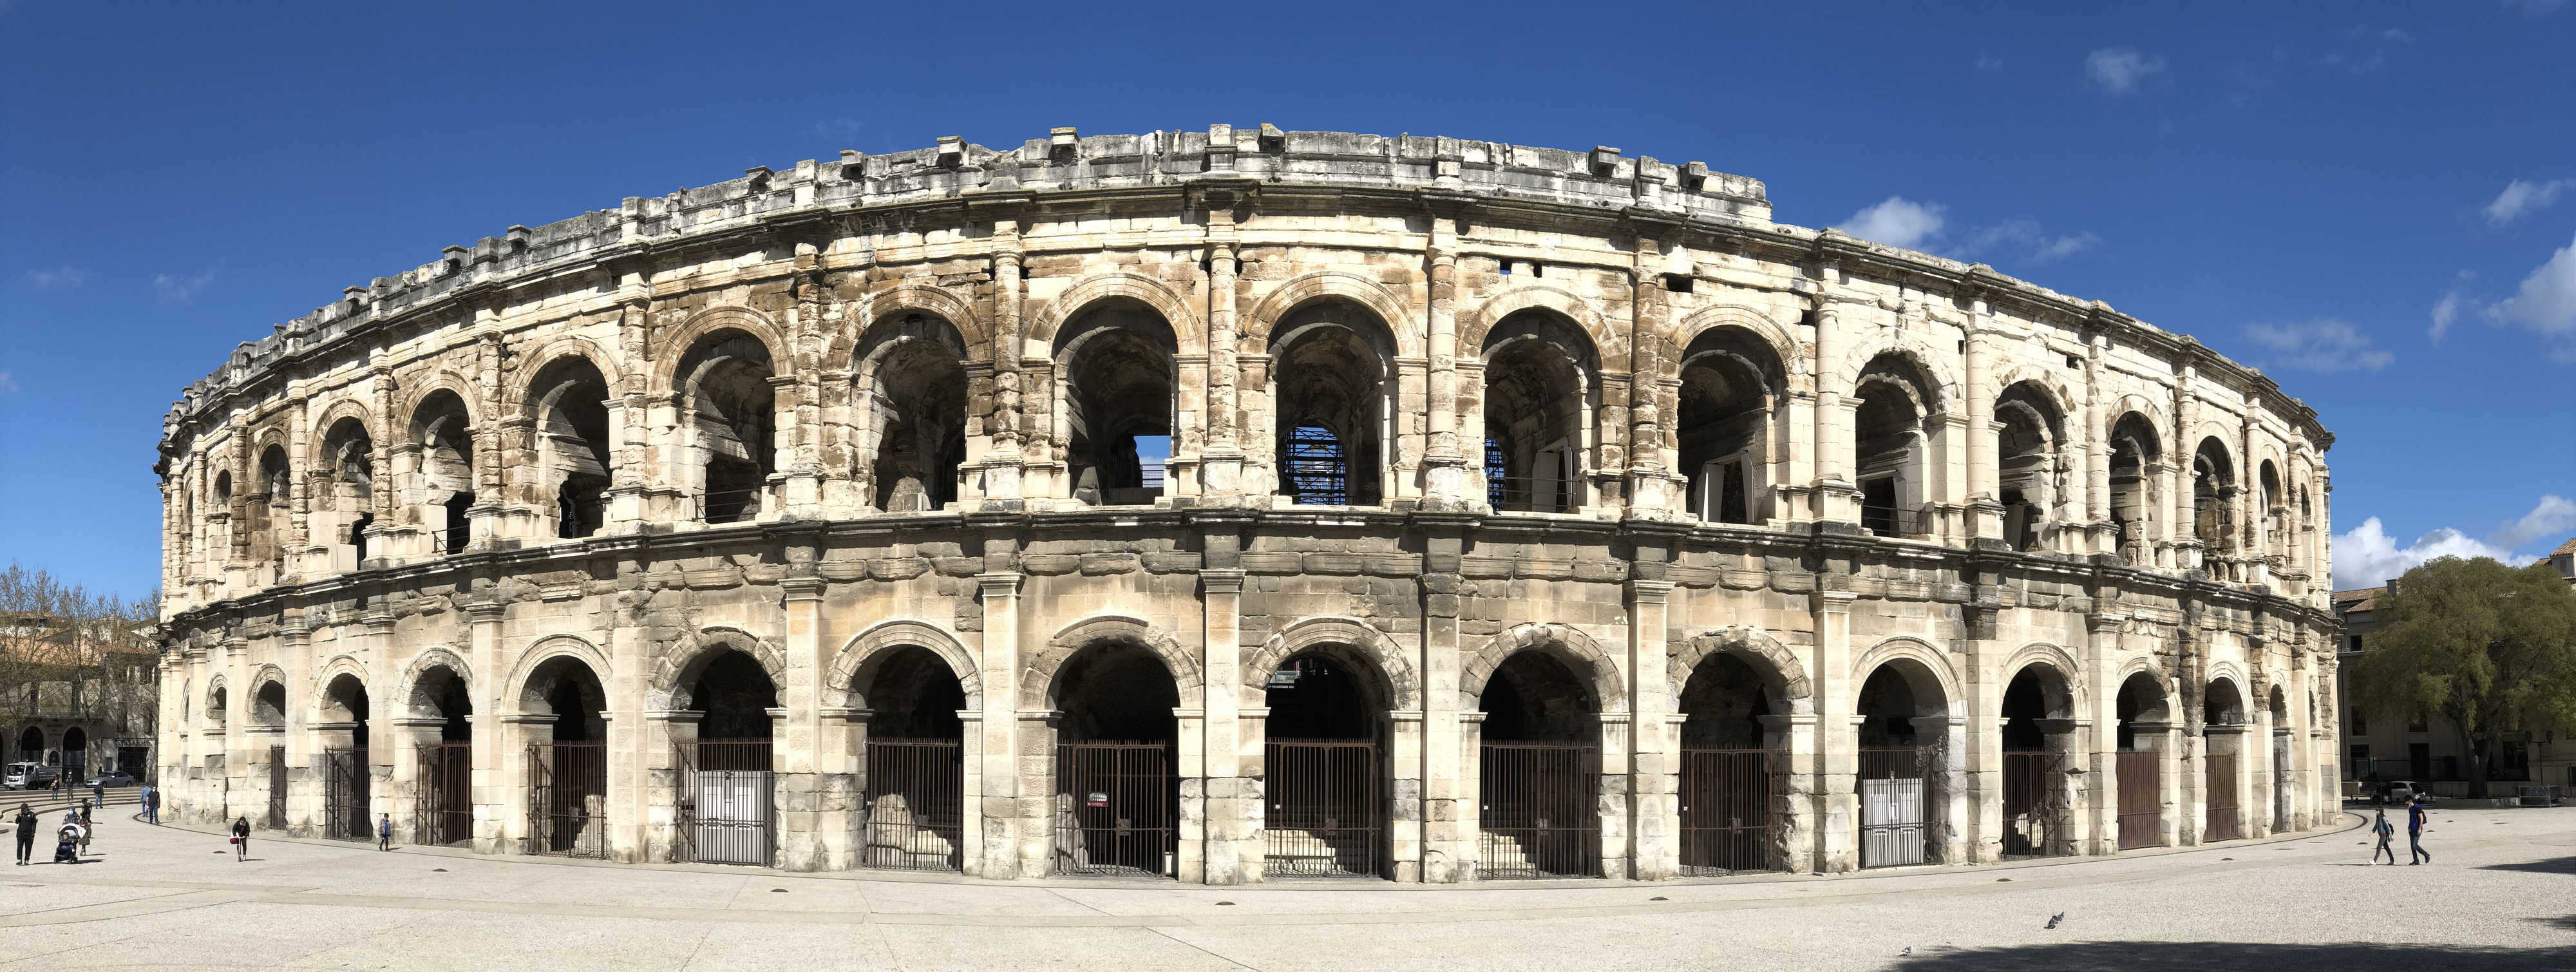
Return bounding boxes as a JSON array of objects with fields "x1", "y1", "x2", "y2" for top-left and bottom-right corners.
[{"x1": 0, "y1": 562, "x2": 160, "y2": 768}]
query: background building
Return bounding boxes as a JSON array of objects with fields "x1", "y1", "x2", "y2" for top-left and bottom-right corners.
[{"x1": 152, "y1": 128, "x2": 2342, "y2": 880}]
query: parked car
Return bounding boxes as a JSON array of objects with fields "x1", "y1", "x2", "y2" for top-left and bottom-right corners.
[
  {"x1": 2375, "y1": 780, "x2": 2438, "y2": 806},
  {"x1": 84, "y1": 772, "x2": 136, "y2": 788},
  {"x1": 4, "y1": 762, "x2": 62, "y2": 790}
]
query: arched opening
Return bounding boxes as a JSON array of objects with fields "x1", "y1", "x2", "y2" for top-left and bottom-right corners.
[
  {"x1": 679, "y1": 647, "x2": 779, "y2": 866},
  {"x1": 1994, "y1": 383, "x2": 2067, "y2": 552},
  {"x1": 858, "y1": 318, "x2": 969, "y2": 513},
  {"x1": 60, "y1": 727, "x2": 86, "y2": 783},
  {"x1": 1054, "y1": 301, "x2": 1177, "y2": 506},
  {"x1": 318, "y1": 673, "x2": 372, "y2": 841},
  {"x1": 1855, "y1": 660, "x2": 1948, "y2": 867},
  {"x1": 2192, "y1": 437, "x2": 2236, "y2": 558},
  {"x1": 1475, "y1": 650, "x2": 1602, "y2": 878},
  {"x1": 1481, "y1": 310, "x2": 1596, "y2": 513},
  {"x1": 2258, "y1": 461, "x2": 2284, "y2": 563},
  {"x1": 2268, "y1": 685, "x2": 2294, "y2": 832},
  {"x1": 248, "y1": 680, "x2": 289, "y2": 829},
  {"x1": 2114, "y1": 671, "x2": 2170, "y2": 850},
  {"x1": 1675, "y1": 652, "x2": 1785, "y2": 874},
  {"x1": 2108, "y1": 413, "x2": 2161, "y2": 566},
  {"x1": 1261, "y1": 645, "x2": 1392, "y2": 879},
  {"x1": 319, "y1": 417, "x2": 375, "y2": 564},
  {"x1": 1676, "y1": 327, "x2": 1783, "y2": 525},
  {"x1": 14, "y1": 727, "x2": 41, "y2": 766},
  {"x1": 254, "y1": 444, "x2": 291, "y2": 573},
  {"x1": 1999, "y1": 664, "x2": 2076, "y2": 857},
  {"x1": 410, "y1": 664, "x2": 472, "y2": 846},
  {"x1": 1049, "y1": 638, "x2": 1182, "y2": 877},
  {"x1": 252, "y1": 681, "x2": 287, "y2": 727},
  {"x1": 208, "y1": 683, "x2": 229, "y2": 729},
  {"x1": 410, "y1": 390, "x2": 476, "y2": 555},
  {"x1": 858, "y1": 645, "x2": 967, "y2": 872},
  {"x1": 2202, "y1": 679, "x2": 2247, "y2": 843},
  {"x1": 521, "y1": 656, "x2": 609, "y2": 857},
  {"x1": 526, "y1": 356, "x2": 613, "y2": 538},
  {"x1": 211, "y1": 470, "x2": 233, "y2": 562},
  {"x1": 676, "y1": 333, "x2": 777, "y2": 524},
  {"x1": 1270, "y1": 304, "x2": 1393, "y2": 506},
  {"x1": 1853, "y1": 354, "x2": 1938, "y2": 537}
]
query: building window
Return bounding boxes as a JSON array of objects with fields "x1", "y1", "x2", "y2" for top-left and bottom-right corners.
[
  {"x1": 2408, "y1": 710, "x2": 2428, "y2": 733},
  {"x1": 2349, "y1": 635, "x2": 2363, "y2": 652},
  {"x1": 2348, "y1": 709, "x2": 2365, "y2": 736},
  {"x1": 1484, "y1": 437, "x2": 1509, "y2": 508}
]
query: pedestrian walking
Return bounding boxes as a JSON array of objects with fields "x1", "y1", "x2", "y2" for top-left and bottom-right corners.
[
  {"x1": 90, "y1": 779, "x2": 102, "y2": 805},
  {"x1": 140, "y1": 785, "x2": 157, "y2": 825},
  {"x1": 377, "y1": 813, "x2": 393, "y2": 852},
  {"x1": 2407, "y1": 797, "x2": 2433, "y2": 864},
  {"x1": 11, "y1": 804, "x2": 33, "y2": 866},
  {"x1": 230, "y1": 816, "x2": 250, "y2": 861},
  {"x1": 2370, "y1": 808, "x2": 2396, "y2": 864},
  {"x1": 75, "y1": 800, "x2": 92, "y2": 856}
]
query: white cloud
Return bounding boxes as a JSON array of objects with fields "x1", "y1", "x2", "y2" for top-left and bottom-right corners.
[
  {"x1": 813, "y1": 116, "x2": 866, "y2": 141},
  {"x1": 1955, "y1": 220, "x2": 2101, "y2": 263},
  {"x1": 24, "y1": 266, "x2": 83, "y2": 290},
  {"x1": 2430, "y1": 289, "x2": 2466, "y2": 341},
  {"x1": 2483, "y1": 178, "x2": 2573, "y2": 227},
  {"x1": 1975, "y1": 52, "x2": 2004, "y2": 72},
  {"x1": 2085, "y1": 47, "x2": 2166, "y2": 95},
  {"x1": 2502, "y1": 0, "x2": 2569, "y2": 15},
  {"x1": 0, "y1": 370, "x2": 15, "y2": 394},
  {"x1": 1834, "y1": 196, "x2": 1946, "y2": 249},
  {"x1": 2485, "y1": 233, "x2": 2576, "y2": 360},
  {"x1": 154, "y1": 270, "x2": 215, "y2": 304},
  {"x1": 2334, "y1": 519, "x2": 2528, "y2": 591},
  {"x1": 2488, "y1": 495, "x2": 2576, "y2": 549},
  {"x1": 2239, "y1": 318, "x2": 2395, "y2": 372}
]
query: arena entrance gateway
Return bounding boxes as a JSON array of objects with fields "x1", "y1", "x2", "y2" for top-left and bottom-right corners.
[
  {"x1": 676, "y1": 649, "x2": 779, "y2": 866},
  {"x1": 1674, "y1": 651, "x2": 1785, "y2": 875},
  {"x1": 858, "y1": 645, "x2": 968, "y2": 873},
  {"x1": 1261, "y1": 652, "x2": 1388, "y2": 879},
  {"x1": 1050, "y1": 639, "x2": 1180, "y2": 877},
  {"x1": 1855, "y1": 663, "x2": 1942, "y2": 868},
  {"x1": 1475, "y1": 651, "x2": 1602, "y2": 879}
]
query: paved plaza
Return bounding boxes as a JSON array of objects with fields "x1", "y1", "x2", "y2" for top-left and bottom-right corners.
[{"x1": 3, "y1": 806, "x2": 2571, "y2": 971}]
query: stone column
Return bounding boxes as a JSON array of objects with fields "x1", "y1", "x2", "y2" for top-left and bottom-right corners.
[
  {"x1": 1422, "y1": 220, "x2": 1470, "y2": 504},
  {"x1": 1199, "y1": 567, "x2": 1255, "y2": 882},
  {"x1": 779, "y1": 573, "x2": 851, "y2": 872},
  {"x1": 388, "y1": 716, "x2": 445, "y2": 843},
  {"x1": 495, "y1": 713, "x2": 554, "y2": 854},
  {"x1": 1419, "y1": 523, "x2": 1470, "y2": 881},
  {"x1": 985, "y1": 224, "x2": 1026, "y2": 502},
  {"x1": 1625, "y1": 580, "x2": 1677, "y2": 879},
  {"x1": 2082, "y1": 336, "x2": 2112, "y2": 553},
  {"x1": 280, "y1": 615, "x2": 314, "y2": 836},
  {"x1": 1810, "y1": 301, "x2": 1853, "y2": 524},
  {"x1": 1963, "y1": 314, "x2": 2002, "y2": 540},
  {"x1": 1200, "y1": 231, "x2": 1243, "y2": 498},
  {"x1": 1456, "y1": 711, "x2": 1486, "y2": 879},
  {"x1": 1940, "y1": 714, "x2": 1972, "y2": 864},
  {"x1": 2085, "y1": 613, "x2": 2122, "y2": 855},
  {"x1": 975, "y1": 571, "x2": 1027, "y2": 879},
  {"x1": 1387, "y1": 708, "x2": 1425, "y2": 882},
  {"x1": 1811, "y1": 590, "x2": 1857, "y2": 872},
  {"x1": 464, "y1": 600, "x2": 505, "y2": 853},
  {"x1": 1761, "y1": 712, "x2": 1819, "y2": 873}
]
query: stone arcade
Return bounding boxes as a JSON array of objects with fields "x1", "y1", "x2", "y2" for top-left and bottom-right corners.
[{"x1": 152, "y1": 126, "x2": 2341, "y2": 882}]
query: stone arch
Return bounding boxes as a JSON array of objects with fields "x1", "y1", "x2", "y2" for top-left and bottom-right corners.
[
  {"x1": 1459, "y1": 622, "x2": 1629, "y2": 713},
  {"x1": 837, "y1": 282, "x2": 992, "y2": 363},
  {"x1": 650, "y1": 306, "x2": 791, "y2": 395},
  {"x1": 1833, "y1": 336, "x2": 1962, "y2": 414},
  {"x1": 307, "y1": 398, "x2": 379, "y2": 466},
  {"x1": 397, "y1": 370, "x2": 483, "y2": 434},
  {"x1": 824, "y1": 619, "x2": 981, "y2": 710},
  {"x1": 1849, "y1": 636, "x2": 1962, "y2": 716},
  {"x1": 504, "y1": 634, "x2": 614, "y2": 714},
  {"x1": 308, "y1": 654, "x2": 372, "y2": 721},
  {"x1": 507, "y1": 338, "x2": 627, "y2": 413},
  {"x1": 1027, "y1": 271, "x2": 1208, "y2": 356},
  {"x1": 1241, "y1": 616, "x2": 1422, "y2": 710},
  {"x1": 2205, "y1": 667, "x2": 2249, "y2": 726},
  {"x1": 397, "y1": 647, "x2": 475, "y2": 717},
  {"x1": 1666, "y1": 626, "x2": 1812, "y2": 714},
  {"x1": 1021, "y1": 615, "x2": 1200, "y2": 710},
  {"x1": 1989, "y1": 365, "x2": 2081, "y2": 421},
  {"x1": 649, "y1": 626, "x2": 789, "y2": 710},
  {"x1": 1998, "y1": 642, "x2": 2089, "y2": 716},
  {"x1": 1662, "y1": 304, "x2": 1803, "y2": 385},
  {"x1": 1240, "y1": 271, "x2": 1421, "y2": 357},
  {"x1": 248, "y1": 665, "x2": 290, "y2": 725},
  {"x1": 204, "y1": 673, "x2": 231, "y2": 723},
  {"x1": 1461, "y1": 285, "x2": 1625, "y2": 372},
  {"x1": 2110, "y1": 394, "x2": 2170, "y2": 437}
]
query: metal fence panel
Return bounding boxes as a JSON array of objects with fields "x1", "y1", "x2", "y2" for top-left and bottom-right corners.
[
  {"x1": 2117, "y1": 750, "x2": 2161, "y2": 850},
  {"x1": 2205, "y1": 753, "x2": 2240, "y2": 842},
  {"x1": 323, "y1": 748, "x2": 368, "y2": 841},
  {"x1": 529, "y1": 742, "x2": 607, "y2": 859},
  {"x1": 267, "y1": 746, "x2": 288, "y2": 830},
  {"x1": 2001, "y1": 752, "x2": 2061, "y2": 857},
  {"x1": 1858, "y1": 747, "x2": 1933, "y2": 868},
  {"x1": 1053, "y1": 742, "x2": 1175, "y2": 877},
  {"x1": 864, "y1": 738, "x2": 963, "y2": 872},
  {"x1": 1477, "y1": 741, "x2": 1601, "y2": 879},
  {"x1": 417, "y1": 743, "x2": 472, "y2": 846},
  {"x1": 1264, "y1": 739, "x2": 1380, "y2": 878},
  {"x1": 678, "y1": 740, "x2": 774, "y2": 866},
  {"x1": 1678, "y1": 748, "x2": 1778, "y2": 875}
]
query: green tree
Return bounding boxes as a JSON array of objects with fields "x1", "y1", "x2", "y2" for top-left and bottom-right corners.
[{"x1": 2353, "y1": 556, "x2": 2576, "y2": 798}]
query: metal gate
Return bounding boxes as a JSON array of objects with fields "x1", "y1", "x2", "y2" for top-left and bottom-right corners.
[
  {"x1": 323, "y1": 748, "x2": 368, "y2": 841},
  {"x1": 1052, "y1": 741, "x2": 1175, "y2": 877},
  {"x1": 1477, "y1": 741, "x2": 1600, "y2": 879},
  {"x1": 529, "y1": 742, "x2": 607, "y2": 858},
  {"x1": 417, "y1": 742, "x2": 472, "y2": 846},
  {"x1": 1859, "y1": 747, "x2": 1933, "y2": 868},
  {"x1": 1264, "y1": 739, "x2": 1380, "y2": 877},
  {"x1": 2001, "y1": 751, "x2": 2061, "y2": 857},
  {"x1": 2205, "y1": 753, "x2": 2240, "y2": 842},
  {"x1": 677, "y1": 741, "x2": 774, "y2": 866},
  {"x1": 863, "y1": 738, "x2": 963, "y2": 872},
  {"x1": 1678, "y1": 748, "x2": 1776, "y2": 875},
  {"x1": 267, "y1": 745, "x2": 289, "y2": 830},
  {"x1": 2117, "y1": 749, "x2": 2161, "y2": 849}
]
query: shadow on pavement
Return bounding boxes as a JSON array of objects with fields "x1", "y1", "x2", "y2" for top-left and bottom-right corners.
[
  {"x1": 2481, "y1": 855, "x2": 2576, "y2": 875},
  {"x1": 1892, "y1": 941, "x2": 2575, "y2": 971}
]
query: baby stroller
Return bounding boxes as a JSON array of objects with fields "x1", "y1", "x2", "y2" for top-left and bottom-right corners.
[{"x1": 53, "y1": 823, "x2": 82, "y2": 863}]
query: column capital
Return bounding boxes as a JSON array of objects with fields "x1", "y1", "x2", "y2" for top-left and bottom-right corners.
[
  {"x1": 1627, "y1": 579, "x2": 1674, "y2": 604},
  {"x1": 781, "y1": 575, "x2": 825, "y2": 601},
  {"x1": 976, "y1": 572, "x2": 1025, "y2": 596},
  {"x1": 1200, "y1": 568, "x2": 1246, "y2": 595}
]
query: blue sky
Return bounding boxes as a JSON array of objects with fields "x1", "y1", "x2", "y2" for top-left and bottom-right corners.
[{"x1": 3, "y1": 1, "x2": 2571, "y2": 600}]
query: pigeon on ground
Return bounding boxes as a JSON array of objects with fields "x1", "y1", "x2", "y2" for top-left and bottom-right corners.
[
  {"x1": 2045, "y1": 912, "x2": 2064, "y2": 929},
  {"x1": 1900, "y1": 946, "x2": 1913, "y2": 955}
]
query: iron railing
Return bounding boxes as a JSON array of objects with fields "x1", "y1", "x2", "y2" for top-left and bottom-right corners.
[
  {"x1": 417, "y1": 742, "x2": 472, "y2": 846},
  {"x1": 863, "y1": 738, "x2": 963, "y2": 872},
  {"x1": 1678, "y1": 748, "x2": 1777, "y2": 875},
  {"x1": 529, "y1": 742, "x2": 607, "y2": 858},
  {"x1": 2117, "y1": 749, "x2": 2161, "y2": 849},
  {"x1": 2204, "y1": 753, "x2": 2240, "y2": 842},
  {"x1": 323, "y1": 748, "x2": 368, "y2": 841},
  {"x1": 1861, "y1": 506, "x2": 1919, "y2": 538},
  {"x1": 1486, "y1": 475, "x2": 1577, "y2": 513},
  {"x1": 2000, "y1": 751, "x2": 2061, "y2": 857},
  {"x1": 1477, "y1": 741, "x2": 1601, "y2": 879},
  {"x1": 1052, "y1": 741, "x2": 1175, "y2": 877},
  {"x1": 677, "y1": 739, "x2": 774, "y2": 866},
  {"x1": 1264, "y1": 739, "x2": 1380, "y2": 878},
  {"x1": 1858, "y1": 747, "x2": 1935, "y2": 868},
  {"x1": 697, "y1": 486, "x2": 764, "y2": 525},
  {"x1": 266, "y1": 745, "x2": 288, "y2": 830}
]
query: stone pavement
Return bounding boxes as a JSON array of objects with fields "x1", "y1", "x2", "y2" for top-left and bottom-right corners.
[{"x1": 2, "y1": 806, "x2": 2571, "y2": 971}]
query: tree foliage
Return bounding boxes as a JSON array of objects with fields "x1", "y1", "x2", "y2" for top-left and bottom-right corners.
[
  {"x1": 0, "y1": 562, "x2": 161, "y2": 756},
  {"x1": 2353, "y1": 556, "x2": 2576, "y2": 797}
]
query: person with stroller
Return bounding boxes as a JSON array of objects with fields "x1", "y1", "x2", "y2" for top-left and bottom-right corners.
[{"x1": 53, "y1": 813, "x2": 83, "y2": 864}]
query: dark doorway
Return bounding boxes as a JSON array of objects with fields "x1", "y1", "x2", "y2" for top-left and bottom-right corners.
[
  {"x1": 1855, "y1": 665, "x2": 1937, "y2": 868},
  {"x1": 1262, "y1": 651, "x2": 1386, "y2": 879},
  {"x1": 1999, "y1": 667, "x2": 2065, "y2": 857},
  {"x1": 1476, "y1": 651, "x2": 1602, "y2": 879},
  {"x1": 524, "y1": 656, "x2": 608, "y2": 858},
  {"x1": 412, "y1": 665, "x2": 472, "y2": 846},
  {"x1": 1051, "y1": 640, "x2": 1180, "y2": 877},
  {"x1": 1676, "y1": 653, "x2": 1780, "y2": 875},
  {"x1": 681, "y1": 649, "x2": 777, "y2": 866},
  {"x1": 862, "y1": 647, "x2": 966, "y2": 872}
]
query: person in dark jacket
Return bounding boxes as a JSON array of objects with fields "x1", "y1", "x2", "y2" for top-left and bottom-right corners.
[
  {"x1": 10, "y1": 805, "x2": 34, "y2": 866},
  {"x1": 377, "y1": 813, "x2": 393, "y2": 852},
  {"x1": 2407, "y1": 797, "x2": 2433, "y2": 864},
  {"x1": 231, "y1": 816, "x2": 251, "y2": 861},
  {"x1": 2370, "y1": 808, "x2": 2396, "y2": 864}
]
